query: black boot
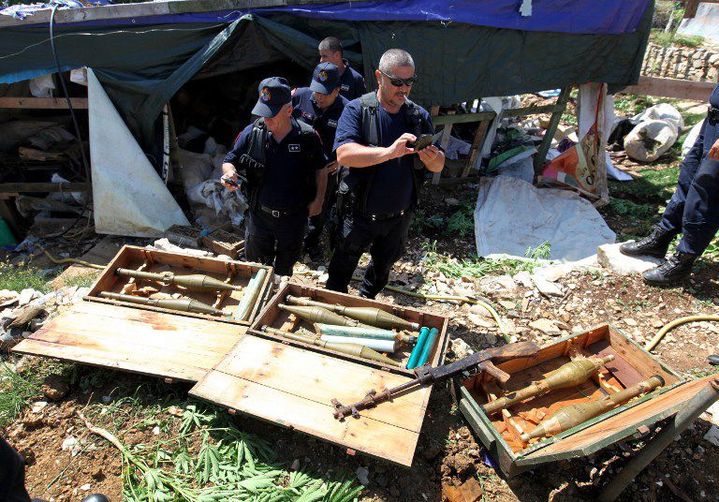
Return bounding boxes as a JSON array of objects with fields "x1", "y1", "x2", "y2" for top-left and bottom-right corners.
[
  {"x1": 620, "y1": 226, "x2": 675, "y2": 258},
  {"x1": 642, "y1": 252, "x2": 696, "y2": 286}
]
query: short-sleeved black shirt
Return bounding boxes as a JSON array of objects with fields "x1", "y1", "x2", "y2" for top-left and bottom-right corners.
[
  {"x1": 224, "y1": 118, "x2": 326, "y2": 210},
  {"x1": 338, "y1": 59, "x2": 367, "y2": 101},
  {"x1": 292, "y1": 87, "x2": 348, "y2": 161},
  {"x1": 333, "y1": 96, "x2": 434, "y2": 214}
]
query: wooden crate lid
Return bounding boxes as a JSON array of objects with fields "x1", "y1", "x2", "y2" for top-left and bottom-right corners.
[
  {"x1": 189, "y1": 333, "x2": 433, "y2": 466},
  {"x1": 13, "y1": 301, "x2": 244, "y2": 382},
  {"x1": 515, "y1": 374, "x2": 718, "y2": 466}
]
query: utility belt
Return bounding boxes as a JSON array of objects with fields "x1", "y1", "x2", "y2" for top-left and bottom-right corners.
[
  {"x1": 258, "y1": 204, "x2": 306, "y2": 218},
  {"x1": 708, "y1": 106, "x2": 719, "y2": 123},
  {"x1": 361, "y1": 208, "x2": 408, "y2": 222}
]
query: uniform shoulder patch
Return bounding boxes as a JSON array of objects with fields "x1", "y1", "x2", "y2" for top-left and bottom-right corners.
[{"x1": 288, "y1": 144, "x2": 301, "y2": 152}]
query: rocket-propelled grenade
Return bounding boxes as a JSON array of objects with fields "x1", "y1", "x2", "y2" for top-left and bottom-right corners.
[
  {"x1": 277, "y1": 304, "x2": 372, "y2": 328},
  {"x1": 116, "y1": 268, "x2": 242, "y2": 292},
  {"x1": 99, "y1": 291, "x2": 225, "y2": 316},
  {"x1": 521, "y1": 374, "x2": 665, "y2": 441},
  {"x1": 286, "y1": 295, "x2": 420, "y2": 330},
  {"x1": 482, "y1": 354, "x2": 616, "y2": 415}
]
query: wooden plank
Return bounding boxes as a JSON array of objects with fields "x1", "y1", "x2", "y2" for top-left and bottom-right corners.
[
  {"x1": 0, "y1": 183, "x2": 88, "y2": 194},
  {"x1": 13, "y1": 301, "x2": 243, "y2": 382},
  {"x1": 0, "y1": 97, "x2": 88, "y2": 109},
  {"x1": 620, "y1": 76, "x2": 715, "y2": 101},
  {"x1": 518, "y1": 375, "x2": 718, "y2": 463},
  {"x1": 432, "y1": 111, "x2": 495, "y2": 126},
  {"x1": 190, "y1": 369, "x2": 419, "y2": 466},
  {"x1": 534, "y1": 86, "x2": 571, "y2": 173},
  {"x1": 211, "y1": 334, "x2": 430, "y2": 431},
  {"x1": 462, "y1": 119, "x2": 490, "y2": 177}
]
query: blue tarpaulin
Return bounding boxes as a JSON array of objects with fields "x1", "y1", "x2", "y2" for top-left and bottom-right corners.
[{"x1": 5, "y1": 0, "x2": 652, "y2": 35}]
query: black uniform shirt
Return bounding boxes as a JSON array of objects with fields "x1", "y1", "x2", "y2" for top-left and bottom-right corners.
[
  {"x1": 338, "y1": 59, "x2": 366, "y2": 101},
  {"x1": 225, "y1": 118, "x2": 326, "y2": 211},
  {"x1": 292, "y1": 87, "x2": 348, "y2": 162},
  {"x1": 334, "y1": 97, "x2": 434, "y2": 214}
]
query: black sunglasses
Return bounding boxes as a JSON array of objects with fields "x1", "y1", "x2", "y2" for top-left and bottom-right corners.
[{"x1": 379, "y1": 70, "x2": 417, "y2": 87}]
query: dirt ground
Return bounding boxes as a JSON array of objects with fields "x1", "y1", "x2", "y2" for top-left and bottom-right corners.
[
  {"x1": 3, "y1": 99, "x2": 719, "y2": 501},
  {"x1": 4, "y1": 180, "x2": 718, "y2": 502}
]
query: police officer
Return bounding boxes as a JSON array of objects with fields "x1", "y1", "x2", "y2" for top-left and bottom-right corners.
[
  {"x1": 222, "y1": 77, "x2": 327, "y2": 278},
  {"x1": 292, "y1": 62, "x2": 349, "y2": 260},
  {"x1": 620, "y1": 83, "x2": 719, "y2": 286},
  {"x1": 318, "y1": 36, "x2": 366, "y2": 101},
  {"x1": 326, "y1": 48, "x2": 445, "y2": 298}
]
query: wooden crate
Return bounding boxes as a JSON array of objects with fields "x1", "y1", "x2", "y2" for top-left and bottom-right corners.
[
  {"x1": 189, "y1": 282, "x2": 450, "y2": 466},
  {"x1": 13, "y1": 246, "x2": 272, "y2": 382},
  {"x1": 248, "y1": 283, "x2": 449, "y2": 375},
  {"x1": 86, "y1": 245, "x2": 272, "y2": 326},
  {"x1": 454, "y1": 324, "x2": 701, "y2": 477}
]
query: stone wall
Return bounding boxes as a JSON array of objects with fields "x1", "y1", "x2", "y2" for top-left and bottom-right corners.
[{"x1": 641, "y1": 42, "x2": 719, "y2": 82}]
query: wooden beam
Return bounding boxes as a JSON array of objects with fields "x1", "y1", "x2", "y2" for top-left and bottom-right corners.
[
  {"x1": 462, "y1": 119, "x2": 491, "y2": 177},
  {"x1": 432, "y1": 111, "x2": 495, "y2": 126},
  {"x1": 433, "y1": 111, "x2": 455, "y2": 185},
  {"x1": 0, "y1": 182, "x2": 88, "y2": 194},
  {"x1": 534, "y1": 86, "x2": 572, "y2": 173},
  {"x1": 0, "y1": 97, "x2": 89, "y2": 109},
  {"x1": 620, "y1": 76, "x2": 715, "y2": 101}
]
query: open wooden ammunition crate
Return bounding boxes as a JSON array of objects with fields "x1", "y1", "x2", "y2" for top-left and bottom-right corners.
[
  {"x1": 14, "y1": 246, "x2": 272, "y2": 382},
  {"x1": 86, "y1": 245, "x2": 272, "y2": 325},
  {"x1": 189, "y1": 282, "x2": 450, "y2": 466},
  {"x1": 246, "y1": 282, "x2": 449, "y2": 375},
  {"x1": 454, "y1": 324, "x2": 716, "y2": 477}
]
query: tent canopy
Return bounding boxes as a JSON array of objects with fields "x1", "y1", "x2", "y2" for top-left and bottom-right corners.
[{"x1": 0, "y1": 0, "x2": 654, "y2": 149}]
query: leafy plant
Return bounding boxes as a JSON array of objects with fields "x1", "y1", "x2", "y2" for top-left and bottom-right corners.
[{"x1": 0, "y1": 364, "x2": 42, "y2": 428}]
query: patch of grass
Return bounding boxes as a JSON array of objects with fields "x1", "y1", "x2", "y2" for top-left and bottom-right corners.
[
  {"x1": 0, "y1": 364, "x2": 42, "y2": 428},
  {"x1": 0, "y1": 261, "x2": 51, "y2": 293},
  {"x1": 608, "y1": 198, "x2": 659, "y2": 219},
  {"x1": 421, "y1": 241, "x2": 551, "y2": 280},
  {"x1": 84, "y1": 400, "x2": 363, "y2": 501},
  {"x1": 445, "y1": 205, "x2": 475, "y2": 239},
  {"x1": 63, "y1": 272, "x2": 100, "y2": 289},
  {"x1": 650, "y1": 29, "x2": 705, "y2": 48}
]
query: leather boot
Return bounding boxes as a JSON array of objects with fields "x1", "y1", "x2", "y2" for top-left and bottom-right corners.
[
  {"x1": 81, "y1": 495, "x2": 110, "y2": 502},
  {"x1": 620, "y1": 226, "x2": 674, "y2": 258},
  {"x1": 642, "y1": 252, "x2": 696, "y2": 286}
]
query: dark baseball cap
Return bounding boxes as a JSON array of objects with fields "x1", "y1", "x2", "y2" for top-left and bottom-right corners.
[
  {"x1": 252, "y1": 77, "x2": 292, "y2": 118},
  {"x1": 309, "y1": 62, "x2": 340, "y2": 95}
]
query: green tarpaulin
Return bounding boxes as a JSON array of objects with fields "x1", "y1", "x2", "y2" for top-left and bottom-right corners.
[{"x1": 0, "y1": 5, "x2": 652, "y2": 151}]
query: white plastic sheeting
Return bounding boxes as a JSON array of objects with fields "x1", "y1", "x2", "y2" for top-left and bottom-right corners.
[
  {"x1": 88, "y1": 69, "x2": 189, "y2": 237},
  {"x1": 474, "y1": 176, "x2": 615, "y2": 261}
]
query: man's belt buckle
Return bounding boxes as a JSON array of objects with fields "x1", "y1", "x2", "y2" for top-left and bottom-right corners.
[{"x1": 271, "y1": 209, "x2": 281, "y2": 218}]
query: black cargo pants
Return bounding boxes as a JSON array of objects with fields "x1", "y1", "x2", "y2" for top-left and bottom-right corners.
[
  {"x1": 245, "y1": 208, "x2": 308, "y2": 276},
  {"x1": 0, "y1": 437, "x2": 31, "y2": 502}
]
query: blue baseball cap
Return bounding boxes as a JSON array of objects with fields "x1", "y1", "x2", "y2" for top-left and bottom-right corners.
[
  {"x1": 252, "y1": 77, "x2": 292, "y2": 118},
  {"x1": 309, "y1": 62, "x2": 340, "y2": 95}
]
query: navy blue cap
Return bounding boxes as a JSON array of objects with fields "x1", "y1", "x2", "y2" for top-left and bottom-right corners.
[
  {"x1": 309, "y1": 62, "x2": 340, "y2": 95},
  {"x1": 252, "y1": 77, "x2": 292, "y2": 118}
]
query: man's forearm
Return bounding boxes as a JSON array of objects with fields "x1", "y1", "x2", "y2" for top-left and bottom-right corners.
[
  {"x1": 314, "y1": 168, "x2": 328, "y2": 202},
  {"x1": 336, "y1": 143, "x2": 391, "y2": 168}
]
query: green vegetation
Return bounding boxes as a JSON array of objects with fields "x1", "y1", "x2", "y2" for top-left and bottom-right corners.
[
  {"x1": 0, "y1": 261, "x2": 51, "y2": 293},
  {"x1": 63, "y1": 272, "x2": 100, "y2": 289},
  {"x1": 650, "y1": 29, "x2": 705, "y2": 48},
  {"x1": 81, "y1": 398, "x2": 363, "y2": 501},
  {"x1": 422, "y1": 241, "x2": 551, "y2": 280},
  {"x1": 0, "y1": 364, "x2": 42, "y2": 428}
]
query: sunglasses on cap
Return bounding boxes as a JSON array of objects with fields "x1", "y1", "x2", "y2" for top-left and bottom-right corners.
[{"x1": 379, "y1": 70, "x2": 418, "y2": 87}]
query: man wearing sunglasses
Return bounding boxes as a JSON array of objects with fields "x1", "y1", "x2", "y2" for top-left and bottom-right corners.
[{"x1": 326, "y1": 48, "x2": 445, "y2": 298}]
